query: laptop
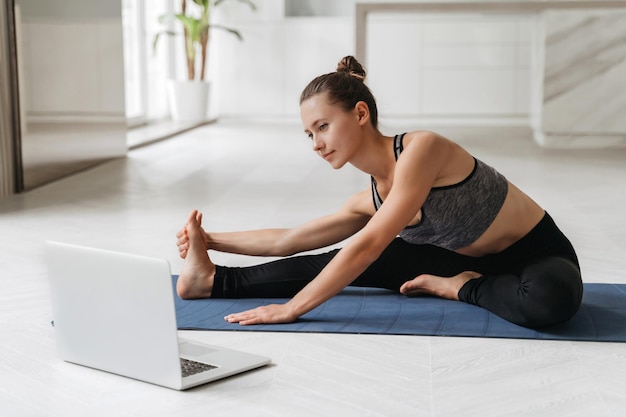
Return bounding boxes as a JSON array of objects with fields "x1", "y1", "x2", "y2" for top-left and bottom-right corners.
[{"x1": 45, "y1": 241, "x2": 271, "y2": 390}]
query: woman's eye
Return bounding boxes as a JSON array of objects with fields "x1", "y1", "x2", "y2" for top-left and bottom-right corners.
[{"x1": 319, "y1": 123, "x2": 328, "y2": 131}]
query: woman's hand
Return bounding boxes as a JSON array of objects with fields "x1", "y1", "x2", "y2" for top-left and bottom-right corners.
[
  {"x1": 224, "y1": 304, "x2": 298, "y2": 326},
  {"x1": 175, "y1": 227, "x2": 190, "y2": 259}
]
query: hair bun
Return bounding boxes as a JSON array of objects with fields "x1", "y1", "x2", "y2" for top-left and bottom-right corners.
[{"x1": 336, "y1": 56, "x2": 366, "y2": 81}]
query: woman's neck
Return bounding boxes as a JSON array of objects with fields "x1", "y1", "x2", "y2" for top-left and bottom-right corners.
[{"x1": 350, "y1": 130, "x2": 395, "y2": 181}]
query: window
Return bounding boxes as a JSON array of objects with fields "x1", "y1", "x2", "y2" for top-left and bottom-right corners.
[{"x1": 122, "y1": 0, "x2": 174, "y2": 127}]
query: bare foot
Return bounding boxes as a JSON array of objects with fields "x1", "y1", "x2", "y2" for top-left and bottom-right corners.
[
  {"x1": 176, "y1": 217, "x2": 209, "y2": 259},
  {"x1": 176, "y1": 210, "x2": 216, "y2": 299},
  {"x1": 399, "y1": 271, "x2": 482, "y2": 300}
]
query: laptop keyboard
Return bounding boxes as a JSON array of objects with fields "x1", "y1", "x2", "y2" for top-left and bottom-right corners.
[{"x1": 180, "y1": 358, "x2": 218, "y2": 377}]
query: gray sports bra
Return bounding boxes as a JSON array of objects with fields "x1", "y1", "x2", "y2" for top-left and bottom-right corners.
[{"x1": 371, "y1": 133, "x2": 509, "y2": 250}]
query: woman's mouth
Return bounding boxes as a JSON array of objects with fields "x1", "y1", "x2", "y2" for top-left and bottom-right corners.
[{"x1": 321, "y1": 151, "x2": 334, "y2": 160}]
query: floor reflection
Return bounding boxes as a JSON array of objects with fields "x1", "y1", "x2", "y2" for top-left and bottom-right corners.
[{"x1": 21, "y1": 122, "x2": 126, "y2": 190}]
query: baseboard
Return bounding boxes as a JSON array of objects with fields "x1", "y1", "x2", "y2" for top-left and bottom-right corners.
[
  {"x1": 26, "y1": 113, "x2": 126, "y2": 124},
  {"x1": 533, "y1": 132, "x2": 626, "y2": 149}
]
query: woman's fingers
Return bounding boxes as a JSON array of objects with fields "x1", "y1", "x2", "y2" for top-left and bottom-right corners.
[
  {"x1": 176, "y1": 210, "x2": 202, "y2": 259},
  {"x1": 176, "y1": 226, "x2": 189, "y2": 259},
  {"x1": 224, "y1": 304, "x2": 295, "y2": 326},
  {"x1": 225, "y1": 310, "x2": 260, "y2": 325}
]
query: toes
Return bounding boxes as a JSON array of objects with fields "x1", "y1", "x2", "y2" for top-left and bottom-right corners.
[
  {"x1": 401, "y1": 283, "x2": 425, "y2": 297},
  {"x1": 187, "y1": 214, "x2": 202, "y2": 232},
  {"x1": 187, "y1": 210, "x2": 199, "y2": 225},
  {"x1": 400, "y1": 280, "x2": 418, "y2": 295}
]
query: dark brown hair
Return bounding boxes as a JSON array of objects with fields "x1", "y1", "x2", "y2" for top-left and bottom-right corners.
[{"x1": 300, "y1": 56, "x2": 378, "y2": 128}]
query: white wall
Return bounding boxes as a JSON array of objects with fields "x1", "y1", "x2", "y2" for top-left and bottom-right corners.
[
  {"x1": 211, "y1": 4, "x2": 534, "y2": 124},
  {"x1": 19, "y1": 18, "x2": 125, "y2": 122},
  {"x1": 16, "y1": 0, "x2": 126, "y2": 123},
  {"x1": 11, "y1": 0, "x2": 527, "y2": 125},
  {"x1": 211, "y1": 17, "x2": 353, "y2": 118},
  {"x1": 367, "y1": 13, "x2": 533, "y2": 121}
]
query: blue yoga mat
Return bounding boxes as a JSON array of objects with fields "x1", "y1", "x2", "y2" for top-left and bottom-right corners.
[{"x1": 172, "y1": 276, "x2": 626, "y2": 342}]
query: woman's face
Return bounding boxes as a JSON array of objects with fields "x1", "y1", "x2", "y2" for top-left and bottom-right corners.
[{"x1": 300, "y1": 93, "x2": 360, "y2": 170}]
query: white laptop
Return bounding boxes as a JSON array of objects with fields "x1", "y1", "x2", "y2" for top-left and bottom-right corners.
[{"x1": 45, "y1": 241, "x2": 270, "y2": 390}]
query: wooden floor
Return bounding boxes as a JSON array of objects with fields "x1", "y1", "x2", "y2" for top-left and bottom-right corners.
[{"x1": 1, "y1": 121, "x2": 625, "y2": 417}]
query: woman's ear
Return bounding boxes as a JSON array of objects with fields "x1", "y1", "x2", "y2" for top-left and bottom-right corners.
[{"x1": 354, "y1": 101, "x2": 370, "y2": 126}]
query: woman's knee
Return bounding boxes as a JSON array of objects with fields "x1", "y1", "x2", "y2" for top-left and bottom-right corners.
[{"x1": 519, "y1": 257, "x2": 583, "y2": 328}]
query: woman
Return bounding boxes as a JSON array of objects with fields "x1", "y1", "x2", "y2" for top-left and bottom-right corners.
[{"x1": 176, "y1": 56, "x2": 582, "y2": 329}]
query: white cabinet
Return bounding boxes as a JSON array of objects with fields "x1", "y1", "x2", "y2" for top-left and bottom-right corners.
[{"x1": 367, "y1": 14, "x2": 533, "y2": 120}]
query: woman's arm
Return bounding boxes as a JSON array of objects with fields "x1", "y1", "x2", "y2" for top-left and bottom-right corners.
[
  {"x1": 176, "y1": 189, "x2": 374, "y2": 258},
  {"x1": 226, "y1": 132, "x2": 453, "y2": 325}
]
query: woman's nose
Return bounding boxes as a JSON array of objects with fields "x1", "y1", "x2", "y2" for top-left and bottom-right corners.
[{"x1": 311, "y1": 135, "x2": 323, "y2": 151}]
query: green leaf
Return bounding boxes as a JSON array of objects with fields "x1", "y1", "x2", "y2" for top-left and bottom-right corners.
[
  {"x1": 192, "y1": 0, "x2": 208, "y2": 7},
  {"x1": 209, "y1": 24, "x2": 244, "y2": 41},
  {"x1": 152, "y1": 30, "x2": 178, "y2": 54}
]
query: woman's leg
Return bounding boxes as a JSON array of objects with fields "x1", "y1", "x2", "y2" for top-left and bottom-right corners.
[
  {"x1": 458, "y1": 256, "x2": 583, "y2": 328},
  {"x1": 455, "y1": 213, "x2": 583, "y2": 328},
  {"x1": 175, "y1": 208, "x2": 336, "y2": 299},
  {"x1": 351, "y1": 239, "x2": 477, "y2": 290},
  {"x1": 212, "y1": 250, "x2": 337, "y2": 298},
  {"x1": 212, "y1": 238, "x2": 477, "y2": 298}
]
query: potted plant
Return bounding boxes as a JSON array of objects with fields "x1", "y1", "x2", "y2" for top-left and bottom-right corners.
[{"x1": 154, "y1": 0, "x2": 255, "y2": 122}]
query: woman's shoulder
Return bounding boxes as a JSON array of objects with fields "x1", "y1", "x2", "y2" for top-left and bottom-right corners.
[
  {"x1": 403, "y1": 129, "x2": 449, "y2": 143},
  {"x1": 400, "y1": 130, "x2": 455, "y2": 155},
  {"x1": 396, "y1": 130, "x2": 474, "y2": 185}
]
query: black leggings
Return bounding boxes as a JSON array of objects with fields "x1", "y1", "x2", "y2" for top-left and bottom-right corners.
[{"x1": 211, "y1": 213, "x2": 583, "y2": 329}]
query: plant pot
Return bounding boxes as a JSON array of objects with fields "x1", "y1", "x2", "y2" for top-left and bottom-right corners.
[{"x1": 166, "y1": 80, "x2": 211, "y2": 122}]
